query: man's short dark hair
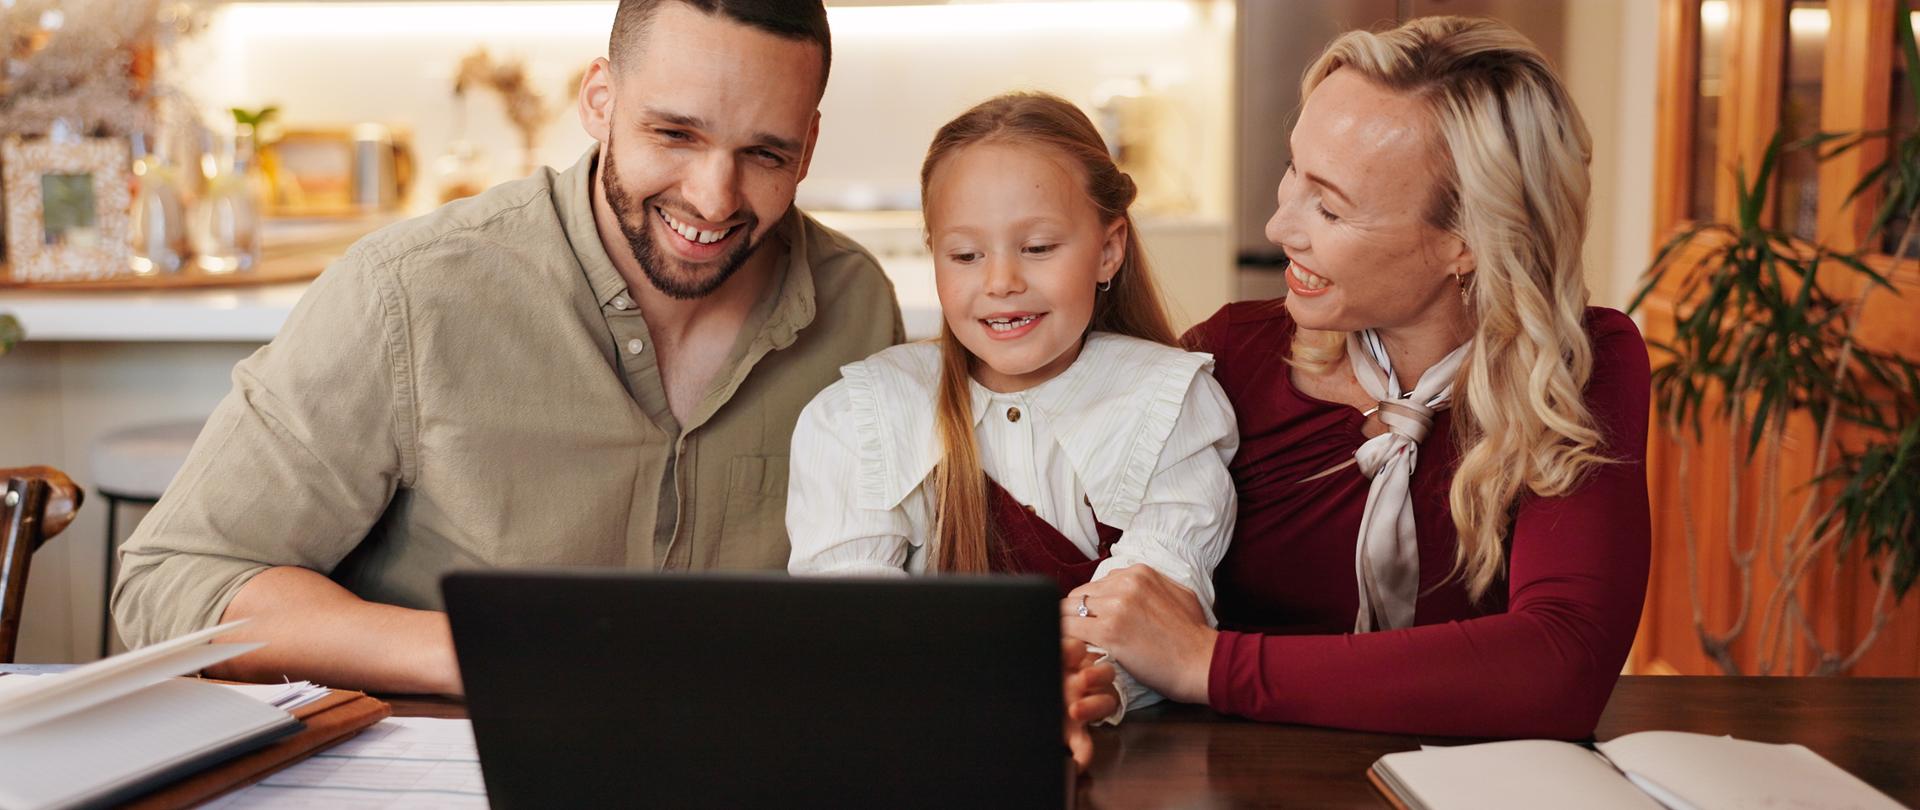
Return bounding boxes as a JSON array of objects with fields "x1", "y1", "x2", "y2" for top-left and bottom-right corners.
[{"x1": 609, "y1": 0, "x2": 832, "y2": 92}]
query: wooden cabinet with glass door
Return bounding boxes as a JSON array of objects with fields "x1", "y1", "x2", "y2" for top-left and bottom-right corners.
[{"x1": 1636, "y1": 0, "x2": 1920, "y2": 677}]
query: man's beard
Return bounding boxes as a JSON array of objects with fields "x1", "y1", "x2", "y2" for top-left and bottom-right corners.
[{"x1": 602, "y1": 139, "x2": 761, "y2": 300}]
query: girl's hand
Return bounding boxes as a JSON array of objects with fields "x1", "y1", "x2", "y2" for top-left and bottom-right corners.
[
  {"x1": 1062, "y1": 565, "x2": 1216, "y2": 705},
  {"x1": 1062, "y1": 638, "x2": 1118, "y2": 772}
]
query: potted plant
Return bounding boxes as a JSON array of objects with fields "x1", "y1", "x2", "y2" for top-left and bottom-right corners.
[{"x1": 1629, "y1": 9, "x2": 1920, "y2": 676}]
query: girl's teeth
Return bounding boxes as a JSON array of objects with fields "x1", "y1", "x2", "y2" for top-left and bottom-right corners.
[
  {"x1": 986, "y1": 315, "x2": 1038, "y2": 333},
  {"x1": 1290, "y1": 265, "x2": 1331, "y2": 290}
]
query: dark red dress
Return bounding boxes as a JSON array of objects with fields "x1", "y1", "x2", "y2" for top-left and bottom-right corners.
[
  {"x1": 1183, "y1": 302, "x2": 1651, "y2": 739},
  {"x1": 985, "y1": 477, "x2": 1119, "y2": 594}
]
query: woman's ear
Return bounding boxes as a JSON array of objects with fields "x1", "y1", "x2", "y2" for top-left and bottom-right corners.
[
  {"x1": 1099, "y1": 217, "x2": 1129, "y2": 284},
  {"x1": 1444, "y1": 231, "x2": 1475, "y2": 278}
]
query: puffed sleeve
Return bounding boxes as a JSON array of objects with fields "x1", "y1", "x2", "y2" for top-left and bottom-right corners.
[
  {"x1": 1092, "y1": 368, "x2": 1240, "y2": 717},
  {"x1": 786, "y1": 379, "x2": 918, "y2": 577}
]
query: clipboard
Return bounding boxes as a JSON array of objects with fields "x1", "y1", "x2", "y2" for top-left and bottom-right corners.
[{"x1": 120, "y1": 685, "x2": 392, "y2": 810}]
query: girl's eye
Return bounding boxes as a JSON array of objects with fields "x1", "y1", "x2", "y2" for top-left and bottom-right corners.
[
  {"x1": 949, "y1": 251, "x2": 980, "y2": 263},
  {"x1": 1022, "y1": 244, "x2": 1058, "y2": 256}
]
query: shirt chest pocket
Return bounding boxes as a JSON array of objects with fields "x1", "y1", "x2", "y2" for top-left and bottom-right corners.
[{"x1": 717, "y1": 454, "x2": 790, "y2": 568}]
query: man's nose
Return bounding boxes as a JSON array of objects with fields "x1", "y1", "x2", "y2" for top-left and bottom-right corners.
[{"x1": 683, "y1": 152, "x2": 742, "y2": 224}]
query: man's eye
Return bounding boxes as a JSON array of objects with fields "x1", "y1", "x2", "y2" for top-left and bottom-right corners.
[
  {"x1": 751, "y1": 149, "x2": 786, "y2": 166},
  {"x1": 656, "y1": 129, "x2": 690, "y2": 141}
]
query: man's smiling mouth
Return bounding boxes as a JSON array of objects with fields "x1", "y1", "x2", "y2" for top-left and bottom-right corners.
[{"x1": 657, "y1": 207, "x2": 739, "y2": 245}]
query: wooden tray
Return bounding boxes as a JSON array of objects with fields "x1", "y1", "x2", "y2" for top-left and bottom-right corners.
[{"x1": 0, "y1": 217, "x2": 393, "y2": 292}]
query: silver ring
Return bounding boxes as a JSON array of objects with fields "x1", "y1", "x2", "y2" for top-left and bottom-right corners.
[{"x1": 1077, "y1": 594, "x2": 1091, "y2": 618}]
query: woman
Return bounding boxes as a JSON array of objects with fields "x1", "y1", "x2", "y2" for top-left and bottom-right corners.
[{"x1": 1060, "y1": 16, "x2": 1652, "y2": 739}]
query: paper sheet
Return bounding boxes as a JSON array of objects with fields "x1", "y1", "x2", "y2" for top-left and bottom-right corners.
[{"x1": 202, "y1": 718, "x2": 487, "y2": 809}]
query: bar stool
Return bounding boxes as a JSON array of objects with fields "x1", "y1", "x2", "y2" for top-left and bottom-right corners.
[{"x1": 89, "y1": 420, "x2": 203, "y2": 657}]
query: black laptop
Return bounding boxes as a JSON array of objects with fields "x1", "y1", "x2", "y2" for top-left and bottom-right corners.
[{"x1": 443, "y1": 570, "x2": 1071, "y2": 809}]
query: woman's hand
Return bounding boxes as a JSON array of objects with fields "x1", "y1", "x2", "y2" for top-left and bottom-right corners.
[
  {"x1": 1062, "y1": 638, "x2": 1118, "y2": 772},
  {"x1": 1063, "y1": 565, "x2": 1217, "y2": 705}
]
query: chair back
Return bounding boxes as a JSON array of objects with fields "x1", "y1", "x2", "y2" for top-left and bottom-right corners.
[{"x1": 1, "y1": 467, "x2": 81, "y2": 664}]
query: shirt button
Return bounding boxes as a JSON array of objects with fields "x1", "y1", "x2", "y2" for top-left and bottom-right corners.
[
  {"x1": 627, "y1": 338, "x2": 645, "y2": 355},
  {"x1": 1007, "y1": 406, "x2": 1021, "y2": 423},
  {"x1": 612, "y1": 295, "x2": 633, "y2": 310}
]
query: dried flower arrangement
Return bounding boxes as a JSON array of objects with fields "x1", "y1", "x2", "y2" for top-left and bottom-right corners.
[
  {"x1": 0, "y1": 0, "x2": 213, "y2": 139},
  {"x1": 454, "y1": 47, "x2": 557, "y2": 177}
]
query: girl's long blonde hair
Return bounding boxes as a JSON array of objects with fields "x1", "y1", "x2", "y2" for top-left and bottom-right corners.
[
  {"x1": 920, "y1": 92, "x2": 1178, "y2": 573},
  {"x1": 1291, "y1": 17, "x2": 1610, "y2": 599}
]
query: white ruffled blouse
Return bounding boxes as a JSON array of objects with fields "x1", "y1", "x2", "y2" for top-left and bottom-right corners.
[{"x1": 786, "y1": 332, "x2": 1240, "y2": 719}]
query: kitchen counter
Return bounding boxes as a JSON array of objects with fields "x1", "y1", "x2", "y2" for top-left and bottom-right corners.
[{"x1": 0, "y1": 211, "x2": 1230, "y2": 344}]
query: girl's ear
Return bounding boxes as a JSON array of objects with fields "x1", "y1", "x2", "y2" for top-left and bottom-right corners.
[{"x1": 1099, "y1": 217, "x2": 1128, "y2": 284}]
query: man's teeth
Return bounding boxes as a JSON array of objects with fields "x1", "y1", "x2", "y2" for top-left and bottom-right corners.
[
  {"x1": 985, "y1": 315, "x2": 1039, "y2": 333},
  {"x1": 1290, "y1": 264, "x2": 1331, "y2": 291},
  {"x1": 659, "y1": 209, "x2": 733, "y2": 245}
]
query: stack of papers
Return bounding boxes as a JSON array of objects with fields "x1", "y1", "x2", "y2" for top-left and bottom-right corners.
[
  {"x1": 217, "y1": 681, "x2": 332, "y2": 712},
  {"x1": 203, "y1": 717, "x2": 487, "y2": 809}
]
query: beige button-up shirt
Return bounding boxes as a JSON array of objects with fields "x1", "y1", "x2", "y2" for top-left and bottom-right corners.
[{"x1": 112, "y1": 147, "x2": 904, "y2": 649}]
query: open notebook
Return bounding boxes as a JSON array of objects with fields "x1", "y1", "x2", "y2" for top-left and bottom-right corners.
[
  {"x1": 1369, "y1": 730, "x2": 1907, "y2": 810},
  {"x1": 0, "y1": 621, "x2": 314, "y2": 810}
]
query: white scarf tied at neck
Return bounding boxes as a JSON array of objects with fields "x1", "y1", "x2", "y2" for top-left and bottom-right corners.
[{"x1": 1347, "y1": 329, "x2": 1471, "y2": 633}]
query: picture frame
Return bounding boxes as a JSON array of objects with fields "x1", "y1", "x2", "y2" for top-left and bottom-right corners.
[
  {"x1": 2, "y1": 137, "x2": 131, "y2": 283},
  {"x1": 266, "y1": 126, "x2": 412, "y2": 218}
]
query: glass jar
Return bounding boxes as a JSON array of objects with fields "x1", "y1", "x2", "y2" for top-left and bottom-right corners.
[
  {"x1": 128, "y1": 131, "x2": 189, "y2": 276},
  {"x1": 190, "y1": 131, "x2": 264, "y2": 274}
]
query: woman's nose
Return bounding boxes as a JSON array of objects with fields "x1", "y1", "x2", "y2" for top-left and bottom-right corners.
[{"x1": 1265, "y1": 174, "x2": 1307, "y2": 251}]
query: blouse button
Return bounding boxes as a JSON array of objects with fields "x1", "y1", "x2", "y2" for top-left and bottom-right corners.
[
  {"x1": 1023, "y1": 505, "x2": 1037, "y2": 515},
  {"x1": 1007, "y1": 406, "x2": 1022, "y2": 423},
  {"x1": 626, "y1": 338, "x2": 645, "y2": 355}
]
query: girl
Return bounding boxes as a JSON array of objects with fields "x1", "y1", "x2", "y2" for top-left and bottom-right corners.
[{"x1": 786, "y1": 92, "x2": 1239, "y2": 727}]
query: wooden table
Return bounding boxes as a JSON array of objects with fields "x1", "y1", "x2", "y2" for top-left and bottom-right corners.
[{"x1": 386, "y1": 676, "x2": 1920, "y2": 808}]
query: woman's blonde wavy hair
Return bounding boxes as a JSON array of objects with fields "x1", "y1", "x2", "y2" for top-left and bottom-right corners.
[{"x1": 1290, "y1": 16, "x2": 1609, "y2": 600}]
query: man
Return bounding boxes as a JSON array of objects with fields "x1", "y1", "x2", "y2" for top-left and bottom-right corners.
[{"x1": 111, "y1": 0, "x2": 902, "y2": 694}]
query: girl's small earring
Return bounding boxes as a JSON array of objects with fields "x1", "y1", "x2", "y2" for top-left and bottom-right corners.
[{"x1": 1097, "y1": 278, "x2": 1114, "y2": 293}]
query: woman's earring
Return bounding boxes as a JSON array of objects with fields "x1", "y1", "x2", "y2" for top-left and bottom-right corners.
[
  {"x1": 1455, "y1": 272, "x2": 1469, "y2": 306},
  {"x1": 1097, "y1": 278, "x2": 1114, "y2": 293}
]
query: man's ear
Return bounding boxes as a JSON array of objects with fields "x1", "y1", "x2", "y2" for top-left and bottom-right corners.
[
  {"x1": 578, "y1": 57, "x2": 615, "y2": 144},
  {"x1": 795, "y1": 111, "x2": 821, "y2": 185},
  {"x1": 1098, "y1": 217, "x2": 1129, "y2": 283}
]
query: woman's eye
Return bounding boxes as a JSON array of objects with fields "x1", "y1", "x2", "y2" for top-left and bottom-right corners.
[
  {"x1": 1022, "y1": 244, "x2": 1058, "y2": 256},
  {"x1": 1316, "y1": 204, "x2": 1339, "y2": 223}
]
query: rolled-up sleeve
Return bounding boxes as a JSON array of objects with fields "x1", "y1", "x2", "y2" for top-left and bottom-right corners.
[{"x1": 111, "y1": 249, "x2": 414, "y2": 648}]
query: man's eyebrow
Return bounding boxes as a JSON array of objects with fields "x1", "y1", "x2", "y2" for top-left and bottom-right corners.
[
  {"x1": 641, "y1": 108, "x2": 706, "y2": 130},
  {"x1": 753, "y1": 132, "x2": 803, "y2": 154}
]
